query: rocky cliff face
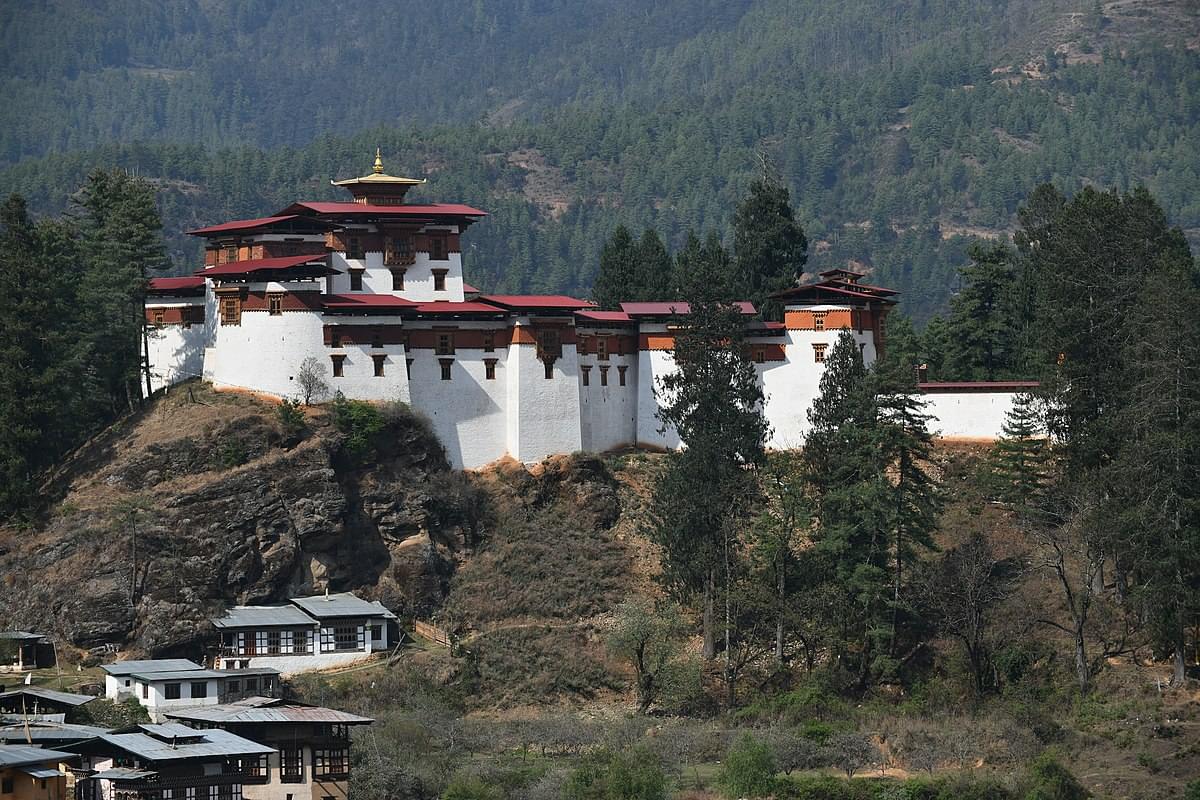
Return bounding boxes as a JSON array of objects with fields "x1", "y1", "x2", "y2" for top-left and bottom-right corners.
[{"x1": 0, "y1": 384, "x2": 619, "y2": 660}]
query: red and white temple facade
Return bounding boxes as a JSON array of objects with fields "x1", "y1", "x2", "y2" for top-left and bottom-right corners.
[{"x1": 145, "y1": 154, "x2": 1026, "y2": 468}]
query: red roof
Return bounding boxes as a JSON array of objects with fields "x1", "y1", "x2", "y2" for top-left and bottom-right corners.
[
  {"x1": 148, "y1": 276, "x2": 205, "y2": 293},
  {"x1": 918, "y1": 381, "x2": 1040, "y2": 392},
  {"x1": 462, "y1": 282, "x2": 480, "y2": 294},
  {"x1": 772, "y1": 282, "x2": 897, "y2": 304},
  {"x1": 186, "y1": 215, "x2": 338, "y2": 236},
  {"x1": 481, "y1": 295, "x2": 596, "y2": 311},
  {"x1": 199, "y1": 254, "x2": 330, "y2": 278},
  {"x1": 322, "y1": 294, "x2": 419, "y2": 310},
  {"x1": 575, "y1": 310, "x2": 634, "y2": 323},
  {"x1": 412, "y1": 301, "x2": 508, "y2": 315},
  {"x1": 283, "y1": 202, "x2": 487, "y2": 218},
  {"x1": 621, "y1": 301, "x2": 756, "y2": 316}
]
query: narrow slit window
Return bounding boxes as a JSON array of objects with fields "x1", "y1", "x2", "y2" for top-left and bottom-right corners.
[
  {"x1": 439, "y1": 359, "x2": 453, "y2": 381},
  {"x1": 432, "y1": 269, "x2": 448, "y2": 292},
  {"x1": 349, "y1": 270, "x2": 364, "y2": 292},
  {"x1": 618, "y1": 365, "x2": 628, "y2": 386},
  {"x1": 268, "y1": 293, "x2": 283, "y2": 316},
  {"x1": 330, "y1": 355, "x2": 345, "y2": 377},
  {"x1": 599, "y1": 366, "x2": 609, "y2": 387},
  {"x1": 372, "y1": 354, "x2": 386, "y2": 377},
  {"x1": 390, "y1": 268, "x2": 405, "y2": 291},
  {"x1": 581, "y1": 365, "x2": 591, "y2": 387},
  {"x1": 484, "y1": 359, "x2": 497, "y2": 380}
]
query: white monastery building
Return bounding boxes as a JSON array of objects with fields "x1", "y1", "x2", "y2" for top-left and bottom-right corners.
[{"x1": 145, "y1": 153, "x2": 1026, "y2": 468}]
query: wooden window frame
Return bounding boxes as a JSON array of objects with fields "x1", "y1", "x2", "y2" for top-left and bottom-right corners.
[
  {"x1": 439, "y1": 358, "x2": 453, "y2": 381},
  {"x1": 280, "y1": 747, "x2": 304, "y2": 784},
  {"x1": 813, "y1": 343, "x2": 828, "y2": 363},
  {"x1": 349, "y1": 269, "x2": 364, "y2": 292},
  {"x1": 482, "y1": 331, "x2": 495, "y2": 352},
  {"x1": 599, "y1": 366, "x2": 610, "y2": 387},
  {"x1": 618, "y1": 365, "x2": 628, "y2": 386},
  {"x1": 484, "y1": 359, "x2": 497, "y2": 380},
  {"x1": 384, "y1": 235, "x2": 415, "y2": 267},
  {"x1": 347, "y1": 236, "x2": 364, "y2": 260},
  {"x1": 597, "y1": 337, "x2": 609, "y2": 361},
  {"x1": 164, "y1": 683, "x2": 181, "y2": 700},
  {"x1": 432, "y1": 269, "x2": 448, "y2": 292},
  {"x1": 330, "y1": 355, "x2": 345, "y2": 378},
  {"x1": 429, "y1": 235, "x2": 448, "y2": 261},
  {"x1": 812, "y1": 311, "x2": 827, "y2": 331},
  {"x1": 581, "y1": 365, "x2": 591, "y2": 387},
  {"x1": 390, "y1": 268, "x2": 406, "y2": 291},
  {"x1": 435, "y1": 332, "x2": 455, "y2": 356},
  {"x1": 753, "y1": 348, "x2": 765, "y2": 364},
  {"x1": 219, "y1": 296, "x2": 241, "y2": 327},
  {"x1": 372, "y1": 354, "x2": 386, "y2": 377},
  {"x1": 267, "y1": 293, "x2": 283, "y2": 316},
  {"x1": 152, "y1": 309, "x2": 165, "y2": 327}
]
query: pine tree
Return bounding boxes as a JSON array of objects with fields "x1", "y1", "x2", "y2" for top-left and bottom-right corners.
[
  {"x1": 989, "y1": 392, "x2": 1049, "y2": 506},
  {"x1": 592, "y1": 224, "x2": 637, "y2": 309},
  {"x1": 633, "y1": 228, "x2": 673, "y2": 301},
  {"x1": 732, "y1": 165, "x2": 808, "y2": 319},
  {"x1": 943, "y1": 243, "x2": 1019, "y2": 381}
]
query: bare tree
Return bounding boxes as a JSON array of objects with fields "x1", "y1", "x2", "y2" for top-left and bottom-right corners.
[
  {"x1": 820, "y1": 731, "x2": 878, "y2": 778},
  {"x1": 296, "y1": 356, "x2": 329, "y2": 405}
]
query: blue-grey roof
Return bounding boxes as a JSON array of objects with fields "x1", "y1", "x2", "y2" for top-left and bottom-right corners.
[
  {"x1": 218, "y1": 668, "x2": 280, "y2": 678},
  {"x1": 0, "y1": 744, "x2": 73, "y2": 767},
  {"x1": 101, "y1": 659, "x2": 202, "y2": 677},
  {"x1": 81, "y1": 729, "x2": 274, "y2": 762},
  {"x1": 165, "y1": 698, "x2": 372, "y2": 725},
  {"x1": 91, "y1": 767, "x2": 157, "y2": 781},
  {"x1": 0, "y1": 720, "x2": 108, "y2": 744},
  {"x1": 20, "y1": 765, "x2": 62, "y2": 779},
  {"x1": 288, "y1": 592, "x2": 397, "y2": 620},
  {"x1": 212, "y1": 605, "x2": 316, "y2": 629},
  {"x1": 127, "y1": 669, "x2": 224, "y2": 682},
  {"x1": 0, "y1": 687, "x2": 96, "y2": 707}
]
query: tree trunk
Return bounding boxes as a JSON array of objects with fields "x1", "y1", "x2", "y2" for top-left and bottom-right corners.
[
  {"x1": 775, "y1": 554, "x2": 785, "y2": 663},
  {"x1": 1171, "y1": 613, "x2": 1187, "y2": 687},
  {"x1": 723, "y1": 529, "x2": 735, "y2": 708},
  {"x1": 702, "y1": 568, "x2": 716, "y2": 660},
  {"x1": 1074, "y1": 624, "x2": 1090, "y2": 694}
]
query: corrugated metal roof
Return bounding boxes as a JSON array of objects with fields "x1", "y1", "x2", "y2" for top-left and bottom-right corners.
[
  {"x1": 0, "y1": 631, "x2": 45, "y2": 641},
  {"x1": 20, "y1": 766, "x2": 62, "y2": 779},
  {"x1": 91, "y1": 767, "x2": 157, "y2": 781},
  {"x1": 165, "y1": 698, "x2": 372, "y2": 725},
  {"x1": 0, "y1": 721, "x2": 108, "y2": 743},
  {"x1": 212, "y1": 605, "x2": 316, "y2": 629},
  {"x1": 288, "y1": 593, "x2": 397, "y2": 620},
  {"x1": 0, "y1": 745, "x2": 73, "y2": 767},
  {"x1": 127, "y1": 669, "x2": 224, "y2": 682},
  {"x1": 101, "y1": 659, "x2": 201, "y2": 677},
  {"x1": 0, "y1": 688, "x2": 95, "y2": 707},
  {"x1": 87, "y1": 729, "x2": 274, "y2": 761}
]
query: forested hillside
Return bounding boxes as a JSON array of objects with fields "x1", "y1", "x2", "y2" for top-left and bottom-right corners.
[{"x1": 1, "y1": 0, "x2": 1198, "y2": 319}]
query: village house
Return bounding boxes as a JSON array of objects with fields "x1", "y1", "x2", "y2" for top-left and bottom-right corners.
[
  {"x1": 0, "y1": 744, "x2": 74, "y2": 800},
  {"x1": 102, "y1": 661, "x2": 280, "y2": 722},
  {"x1": 166, "y1": 697, "x2": 372, "y2": 800},
  {"x1": 0, "y1": 687, "x2": 94, "y2": 723},
  {"x1": 144, "y1": 153, "x2": 1028, "y2": 470},
  {"x1": 0, "y1": 634, "x2": 54, "y2": 673},
  {"x1": 0, "y1": 720, "x2": 108, "y2": 750},
  {"x1": 212, "y1": 592, "x2": 397, "y2": 675},
  {"x1": 67, "y1": 723, "x2": 274, "y2": 800}
]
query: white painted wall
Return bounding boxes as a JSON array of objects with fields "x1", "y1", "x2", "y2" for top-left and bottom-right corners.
[
  {"x1": 145, "y1": 319, "x2": 206, "y2": 393},
  {"x1": 578, "y1": 348, "x2": 638, "y2": 453},
  {"x1": 635, "y1": 349, "x2": 681, "y2": 450},
  {"x1": 504, "y1": 323, "x2": 583, "y2": 462},
  {"x1": 919, "y1": 391, "x2": 1019, "y2": 439},
  {"x1": 327, "y1": 225, "x2": 466, "y2": 303}
]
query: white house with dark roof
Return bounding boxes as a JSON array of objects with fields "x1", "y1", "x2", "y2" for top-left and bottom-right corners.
[
  {"x1": 212, "y1": 592, "x2": 397, "y2": 675},
  {"x1": 166, "y1": 697, "x2": 372, "y2": 800},
  {"x1": 68, "y1": 723, "x2": 273, "y2": 800},
  {"x1": 102, "y1": 660, "x2": 280, "y2": 722}
]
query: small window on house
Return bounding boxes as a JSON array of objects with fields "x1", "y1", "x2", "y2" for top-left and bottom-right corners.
[
  {"x1": 347, "y1": 236, "x2": 364, "y2": 260},
  {"x1": 484, "y1": 359, "x2": 497, "y2": 380},
  {"x1": 581, "y1": 365, "x2": 591, "y2": 387},
  {"x1": 439, "y1": 359, "x2": 453, "y2": 381},
  {"x1": 544, "y1": 361, "x2": 554, "y2": 379},
  {"x1": 165, "y1": 683, "x2": 181, "y2": 699},
  {"x1": 245, "y1": 677, "x2": 258, "y2": 691},
  {"x1": 753, "y1": 349, "x2": 765, "y2": 364},
  {"x1": 813, "y1": 311, "x2": 827, "y2": 331},
  {"x1": 190, "y1": 681, "x2": 208, "y2": 699},
  {"x1": 331, "y1": 355, "x2": 345, "y2": 378},
  {"x1": 222, "y1": 244, "x2": 238, "y2": 264},
  {"x1": 390, "y1": 268, "x2": 405, "y2": 291},
  {"x1": 220, "y1": 296, "x2": 240, "y2": 326},
  {"x1": 372, "y1": 354, "x2": 386, "y2": 377},
  {"x1": 385, "y1": 235, "x2": 413, "y2": 266},
  {"x1": 152, "y1": 309, "x2": 165, "y2": 327},
  {"x1": 618, "y1": 365, "x2": 628, "y2": 386},
  {"x1": 597, "y1": 337, "x2": 609, "y2": 361},
  {"x1": 436, "y1": 333, "x2": 455, "y2": 355},
  {"x1": 125, "y1": 679, "x2": 131, "y2": 687},
  {"x1": 600, "y1": 366, "x2": 609, "y2": 387},
  {"x1": 141, "y1": 683, "x2": 148, "y2": 699},
  {"x1": 813, "y1": 343, "x2": 828, "y2": 363},
  {"x1": 280, "y1": 748, "x2": 304, "y2": 783},
  {"x1": 2, "y1": 777, "x2": 13, "y2": 794},
  {"x1": 268, "y1": 293, "x2": 283, "y2": 316},
  {"x1": 349, "y1": 270, "x2": 364, "y2": 292},
  {"x1": 482, "y1": 331, "x2": 495, "y2": 352},
  {"x1": 432, "y1": 269, "x2": 448, "y2": 292},
  {"x1": 429, "y1": 236, "x2": 448, "y2": 261},
  {"x1": 226, "y1": 679, "x2": 240, "y2": 694},
  {"x1": 371, "y1": 625, "x2": 383, "y2": 642}
]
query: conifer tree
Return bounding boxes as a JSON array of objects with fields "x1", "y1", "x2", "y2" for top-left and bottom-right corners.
[
  {"x1": 633, "y1": 228, "x2": 673, "y2": 301},
  {"x1": 592, "y1": 224, "x2": 637, "y2": 309},
  {"x1": 732, "y1": 165, "x2": 808, "y2": 319},
  {"x1": 651, "y1": 232, "x2": 768, "y2": 668},
  {"x1": 943, "y1": 243, "x2": 1019, "y2": 381},
  {"x1": 989, "y1": 393, "x2": 1049, "y2": 506}
]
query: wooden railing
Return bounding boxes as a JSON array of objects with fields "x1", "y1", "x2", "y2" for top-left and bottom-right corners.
[{"x1": 413, "y1": 620, "x2": 451, "y2": 648}]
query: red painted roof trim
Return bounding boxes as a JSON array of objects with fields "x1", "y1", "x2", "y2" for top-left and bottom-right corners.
[
  {"x1": 918, "y1": 381, "x2": 1040, "y2": 392},
  {"x1": 283, "y1": 201, "x2": 488, "y2": 218},
  {"x1": 412, "y1": 301, "x2": 509, "y2": 315},
  {"x1": 199, "y1": 254, "x2": 331, "y2": 278},
  {"x1": 148, "y1": 276, "x2": 206, "y2": 293},
  {"x1": 186, "y1": 215, "x2": 338, "y2": 236},
  {"x1": 575, "y1": 310, "x2": 634, "y2": 324},
  {"x1": 322, "y1": 294, "x2": 419, "y2": 310},
  {"x1": 481, "y1": 294, "x2": 596, "y2": 310}
]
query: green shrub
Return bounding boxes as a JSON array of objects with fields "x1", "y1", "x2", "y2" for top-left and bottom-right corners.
[
  {"x1": 1184, "y1": 779, "x2": 1200, "y2": 800},
  {"x1": 738, "y1": 677, "x2": 852, "y2": 725},
  {"x1": 1023, "y1": 752, "x2": 1089, "y2": 800},
  {"x1": 77, "y1": 697, "x2": 150, "y2": 727},
  {"x1": 563, "y1": 746, "x2": 666, "y2": 800},
  {"x1": 441, "y1": 776, "x2": 502, "y2": 800},
  {"x1": 718, "y1": 733, "x2": 778, "y2": 799},
  {"x1": 276, "y1": 398, "x2": 306, "y2": 441},
  {"x1": 331, "y1": 393, "x2": 386, "y2": 462}
]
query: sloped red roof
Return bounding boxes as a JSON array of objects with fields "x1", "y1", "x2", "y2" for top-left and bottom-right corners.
[
  {"x1": 148, "y1": 276, "x2": 206, "y2": 293},
  {"x1": 462, "y1": 282, "x2": 480, "y2": 294},
  {"x1": 771, "y1": 281, "x2": 897, "y2": 305},
  {"x1": 575, "y1": 310, "x2": 634, "y2": 324},
  {"x1": 621, "y1": 301, "x2": 756, "y2": 316},
  {"x1": 283, "y1": 201, "x2": 487, "y2": 218},
  {"x1": 199, "y1": 254, "x2": 331, "y2": 278},
  {"x1": 481, "y1": 295, "x2": 595, "y2": 311},
  {"x1": 412, "y1": 301, "x2": 509, "y2": 315},
  {"x1": 187, "y1": 215, "x2": 338, "y2": 236},
  {"x1": 322, "y1": 294, "x2": 419, "y2": 310}
]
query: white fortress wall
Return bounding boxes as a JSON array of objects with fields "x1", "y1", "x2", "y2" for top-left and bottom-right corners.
[
  {"x1": 406, "y1": 321, "x2": 510, "y2": 469},
  {"x1": 919, "y1": 389, "x2": 1021, "y2": 439},
  {"x1": 322, "y1": 317, "x2": 413, "y2": 405},
  {"x1": 636, "y1": 347, "x2": 682, "y2": 450},
  {"x1": 327, "y1": 225, "x2": 466, "y2": 303},
  {"x1": 505, "y1": 319, "x2": 583, "y2": 463},
  {"x1": 578, "y1": 338, "x2": 638, "y2": 453}
]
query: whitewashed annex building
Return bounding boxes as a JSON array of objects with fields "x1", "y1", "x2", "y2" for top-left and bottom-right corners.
[{"x1": 145, "y1": 153, "x2": 1028, "y2": 468}]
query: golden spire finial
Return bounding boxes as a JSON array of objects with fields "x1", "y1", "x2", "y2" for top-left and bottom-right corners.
[{"x1": 373, "y1": 148, "x2": 384, "y2": 175}]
